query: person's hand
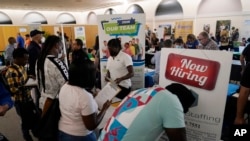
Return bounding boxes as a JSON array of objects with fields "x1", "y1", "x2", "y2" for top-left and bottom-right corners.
[
  {"x1": 115, "y1": 78, "x2": 123, "y2": 84},
  {"x1": 28, "y1": 75, "x2": 36, "y2": 80},
  {"x1": 234, "y1": 117, "x2": 246, "y2": 125},
  {"x1": 241, "y1": 69, "x2": 245, "y2": 76},
  {"x1": 0, "y1": 105, "x2": 9, "y2": 116},
  {"x1": 101, "y1": 100, "x2": 111, "y2": 112}
]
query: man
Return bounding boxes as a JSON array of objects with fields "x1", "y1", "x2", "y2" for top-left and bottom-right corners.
[
  {"x1": 4, "y1": 37, "x2": 16, "y2": 66},
  {"x1": 101, "y1": 40, "x2": 110, "y2": 58},
  {"x1": 5, "y1": 48, "x2": 39, "y2": 141},
  {"x1": 234, "y1": 62, "x2": 250, "y2": 125},
  {"x1": 240, "y1": 43, "x2": 250, "y2": 75},
  {"x1": 68, "y1": 39, "x2": 86, "y2": 63},
  {"x1": 27, "y1": 29, "x2": 44, "y2": 77},
  {"x1": 98, "y1": 83, "x2": 195, "y2": 141},
  {"x1": 24, "y1": 34, "x2": 31, "y2": 49},
  {"x1": 151, "y1": 39, "x2": 172, "y2": 84},
  {"x1": 197, "y1": 31, "x2": 218, "y2": 50},
  {"x1": 105, "y1": 38, "x2": 134, "y2": 99},
  {"x1": 17, "y1": 33, "x2": 25, "y2": 48}
]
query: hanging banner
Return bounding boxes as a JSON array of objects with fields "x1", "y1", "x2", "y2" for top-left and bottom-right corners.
[
  {"x1": 97, "y1": 14, "x2": 145, "y2": 90},
  {"x1": 174, "y1": 21, "x2": 193, "y2": 42},
  {"x1": 74, "y1": 26, "x2": 86, "y2": 44},
  {"x1": 159, "y1": 49, "x2": 232, "y2": 141}
]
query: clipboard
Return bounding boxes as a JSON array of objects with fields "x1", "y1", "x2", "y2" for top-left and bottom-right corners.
[
  {"x1": 95, "y1": 82, "x2": 121, "y2": 109},
  {"x1": 24, "y1": 78, "x2": 38, "y2": 87}
]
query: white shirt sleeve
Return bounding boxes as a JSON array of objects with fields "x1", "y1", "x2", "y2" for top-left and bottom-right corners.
[
  {"x1": 123, "y1": 53, "x2": 133, "y2": 67},
  {"x1": 80, "y1": 93, "x2": 98, "y2": 116}
]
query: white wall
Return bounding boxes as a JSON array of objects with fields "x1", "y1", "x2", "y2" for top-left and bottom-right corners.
[{"x1": 0, "y1": 0, "x2": 250, "y2": 38}]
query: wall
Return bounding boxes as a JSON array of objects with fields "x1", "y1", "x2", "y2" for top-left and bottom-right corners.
[{"x1": 0, "y1": 0, "x2": 250, "y2": 50}]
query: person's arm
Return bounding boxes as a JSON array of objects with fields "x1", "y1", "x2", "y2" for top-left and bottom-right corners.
[
  {"x1": 5, "y1": 69, "x2": 21, "y2": 95},
  {"x1": 165, "y1": 128, "x2": 187, "y2": 141},
  {"x1": 151, "y1": 54, "x2": 156, "y2": 64},
  {"x1": 41, "y1": 97, "x2": 53, "y2": 117},
  {"x1": 0, "y1": 104, "x2": 10, "y2": 116},
  {"x1": 114, "y1": 65, "x2": 134, "y2": 84},
  {"x1": 105, "y1": 70, "x2": 111, "y2": 82},
  {"x1": 234, "y1": 86, "x2": 250, "y2": 125},
  {"x1": 82, "y1": 100, "x2": 111, "y2": 130},
  {"x1": 240, "y1": 54, "x2": 245, "y2": 75}
]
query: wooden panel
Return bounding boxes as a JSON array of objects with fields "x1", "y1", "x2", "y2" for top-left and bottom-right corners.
[
  {"x1": 84, "y1": 25, "x2": 98, "y2": 49},
  {"x1": 0, "y1": 26, "x2": 19, "y2": 52},
  {"x1": 41, "y1": 26, "x2": 54, "y2": 36}
]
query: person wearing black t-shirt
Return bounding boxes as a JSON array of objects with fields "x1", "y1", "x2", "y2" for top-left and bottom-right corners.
[{"x1": 234, "y1": 63, "x2": 250, "y2": 125}]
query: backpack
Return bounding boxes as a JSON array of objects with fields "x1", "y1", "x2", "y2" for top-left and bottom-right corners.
[{"x1": 0, "y1": 65, "x2": 21, "y2": 96}]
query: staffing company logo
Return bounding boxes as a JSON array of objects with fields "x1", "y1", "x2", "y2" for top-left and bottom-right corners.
[
  {"x1": 100, "y1": 17, "x2": 141, "y2": 36},
  {"x1": 165, "y1": 53, "x2": 220, "y2": 90}
]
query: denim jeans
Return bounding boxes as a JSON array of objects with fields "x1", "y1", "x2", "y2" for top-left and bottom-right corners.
[{"x1": 58, "y1": 130, "x2": 96, "y2": 141}]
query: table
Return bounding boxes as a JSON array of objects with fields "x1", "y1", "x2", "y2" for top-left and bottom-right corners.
[{"x1": 145, "y1": 52, "x2": 155, "y2": 68}]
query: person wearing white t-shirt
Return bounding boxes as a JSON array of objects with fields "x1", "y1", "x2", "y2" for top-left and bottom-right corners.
[
  {"x1": 105, "y1": 38, "x2": 134, "y2": 99},
  {"x1": 58, "y1": 49, "x2": 111, "y2": 141}
]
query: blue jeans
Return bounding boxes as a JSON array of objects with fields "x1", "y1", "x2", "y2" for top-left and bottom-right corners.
[{"x1": 58, "y1": 130, "x2": 96, "y2": 141}]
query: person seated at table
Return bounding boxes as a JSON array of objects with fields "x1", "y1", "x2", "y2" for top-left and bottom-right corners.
[
  {"x1": 186, "y1": 34, "x2": 199, "y2": 49},
  {"x1": 173, "y1": 38, "x2": 185, "y2": 49},
  {"x1": 98, "y1": 83, "x2": 195, "y2": 141},
  {"x1": 151, "y1": 39, "x2": 172, "y2": 84},
  {"x1": 58, "y1": 49, "x2": 111, "y2": 141}
]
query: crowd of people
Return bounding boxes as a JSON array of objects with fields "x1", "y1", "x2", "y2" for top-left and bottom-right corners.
[{"x1": 0, "y1": 27, "x2": 250, "y2": 141}]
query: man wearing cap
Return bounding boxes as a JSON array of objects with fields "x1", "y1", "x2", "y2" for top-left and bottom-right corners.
[{"x1": 27, "y1": 29, "x2": 44, "y2": 77}]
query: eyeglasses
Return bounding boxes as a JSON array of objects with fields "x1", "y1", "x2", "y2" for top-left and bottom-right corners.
[{"x1": 198, "y1": 38, "x2": 205, "y2": 41}]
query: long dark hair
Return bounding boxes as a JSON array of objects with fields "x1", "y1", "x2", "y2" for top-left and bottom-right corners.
[
  {"x1": 68, "y1": 49, "x2": 96, "y2": 90},
  {"x1": 37, "y1": 35, "x2": 61, "y2": 92}
]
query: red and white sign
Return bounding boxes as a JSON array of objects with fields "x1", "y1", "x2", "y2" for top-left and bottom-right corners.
[
  {"x1": 165, "y1": 53, "x2": 220, "y2": 90},
  {"x1": 160, "y1": 49, "x2": 233, "y2": 141}
]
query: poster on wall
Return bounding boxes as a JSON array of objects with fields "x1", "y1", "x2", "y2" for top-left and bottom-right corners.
[
  {"x1": 97, "y1": 14, "x2": 145, "y2": 90},
  {"x1": 159, "y1": 49, "x2": 232, "y2": 141},
  {"x1": 215, "y1": 20, "x2": 231, "y2": 46},
  {"x1": 157, "y1": 24, "x2": 172, "y2": 40},
  {"x1": 203, "y1": 24, "x2": 210, "y2": 33},
  {"x1": 174, "y1": 21, "x2": 193, "y2": 42},
  {"x1": 74, "y1": 26, "x2": 86, "y2": 44},
  {"x1": 242, "y1": 20, "x2": 250, "y2": 39}
]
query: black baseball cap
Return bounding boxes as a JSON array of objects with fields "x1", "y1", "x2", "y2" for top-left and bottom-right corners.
[{"x1": 30, "y1": 29, "x2": 45, "y2": 37}]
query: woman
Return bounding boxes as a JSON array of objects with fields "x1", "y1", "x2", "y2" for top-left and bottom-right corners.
[
  {"x1": 105, "y1": 38, "x2": 134, "y2": 99},
  {"x1": 185, "y1": 34, "x2": 199, "y2": 49},
  {"x1": 36, "y1": 35, "x2": 68, "y2": 140},
  {"x1": 58, "y1": 49, "x2": 111, "y2": 141}
]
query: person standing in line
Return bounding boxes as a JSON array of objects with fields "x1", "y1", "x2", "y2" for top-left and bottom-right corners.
[
  {"x1": 24, "y1": 34, "x2": 31, "y2": 49},
  {"x1": 151, "y1": 39, "x2": 173, "y2": 84},
  {"x1": 27, "y1": 29, "x2": 44, "y2": 77},
  {"x1": 58, "y1": 49, "x2": 111, "y2": 141},
  {"x1": 240, "y1": 43, "x2": 250, "y2": 75},
  {"x1": 36, "y1": 35, "x2": 68, "y2": 141},
  {"x1": 68, "y1": 39, "x2": 86, "y2": 64},
  {"x1": 234, "y1": 63, "x2": 250, "y2": 127},
  {"x1": 5, "y1": 48, "x2": 39, "y2": 141},
  {"x1": 197, "y1": 31, "x2": 218, "y2": 50},
  {"x1": 105, "y1": 38, "x2": 134, "y2": 99},
  {"x1": 4, "y1": 37, "x2": 16, "y2": 66},
  {"x1": 16, "y1": 33, "x2": 25, "y2": 48}
]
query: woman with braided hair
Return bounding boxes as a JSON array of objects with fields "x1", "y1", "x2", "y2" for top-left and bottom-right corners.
[{"x1": 36, "y1": 35, "x2": 68, "y2": 141}]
